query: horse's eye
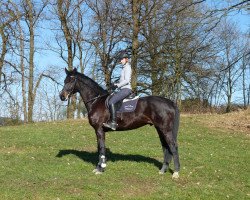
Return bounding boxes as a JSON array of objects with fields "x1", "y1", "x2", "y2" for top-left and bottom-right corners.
[{"x1": 64, "y1": 77, "x2": 72, "y2": 84}]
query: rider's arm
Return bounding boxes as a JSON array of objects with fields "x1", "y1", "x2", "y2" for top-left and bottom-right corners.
[{"x1": 116, "y1": 64, "x2": 131, "y2": 88}]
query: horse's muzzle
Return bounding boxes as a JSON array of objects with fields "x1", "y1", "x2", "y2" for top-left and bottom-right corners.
[{"x1": 59, "y1": 90, "x2": 68, "y2": 101}]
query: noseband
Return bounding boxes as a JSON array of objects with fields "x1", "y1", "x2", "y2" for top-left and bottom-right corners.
[{"x1": 65, "y1": 76, "x2": 77, "y2": 99}]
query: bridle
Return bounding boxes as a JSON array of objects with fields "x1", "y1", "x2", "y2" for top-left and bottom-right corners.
[
  {"x1": 65, "y1": 76, "x2": 77, "y2": 100},
  {"x1": 64, "y1": 75, "x2": 107, "y2": 105}
]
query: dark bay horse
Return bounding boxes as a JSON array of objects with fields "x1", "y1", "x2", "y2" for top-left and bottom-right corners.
[{"x1": 59, "y1": 68, "x2": 180, "y2": 178}]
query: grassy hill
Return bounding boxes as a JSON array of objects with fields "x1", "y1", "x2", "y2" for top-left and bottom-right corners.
[{"x1": 0, "y1": 112, "x2": 249, "y2": 199}]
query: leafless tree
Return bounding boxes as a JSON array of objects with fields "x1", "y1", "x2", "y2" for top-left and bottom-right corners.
[
  {"x1": 241, "y1": 35, "x2": 250, "y2": 108},
  {"x1": 0, "y1": 1, "x2": 23, "y2": 89},
  {"x1": 19, "y1": 0, "x2": 49, "y2": 122},
  {"x1": 215, "y1": 20, "x2": 246, "y2": 112},
  {"x1": 53, "y1": 0, "x2": 86, "y2": 118},
  {"x1": 84, "y1": 0, "x2": 125, "y2": 90},
  {"x1": 0, "y1": 1, "x2": 26, "y2": 120}
]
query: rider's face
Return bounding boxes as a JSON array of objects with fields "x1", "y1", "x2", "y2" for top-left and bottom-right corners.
[{"x1": 120, "y1": 58, "x2": 127, "y2": 65}]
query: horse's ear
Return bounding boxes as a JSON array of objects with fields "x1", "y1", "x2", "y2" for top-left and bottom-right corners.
[
  {"x1": 72, "y1": 68, "x2": 77, "y2": 74},
  {"x1": 65, "y1": 68, "x2": 69, "y2": 75}
]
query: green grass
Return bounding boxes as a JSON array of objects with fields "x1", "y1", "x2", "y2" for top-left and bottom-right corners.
[{"x1": 0, "y1": 117, "x2": 249, "y2": 200}]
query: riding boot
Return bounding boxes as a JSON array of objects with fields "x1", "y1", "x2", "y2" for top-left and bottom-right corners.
[{"x1": 103, "y1": 104, "x2": 117, "y2": 130}]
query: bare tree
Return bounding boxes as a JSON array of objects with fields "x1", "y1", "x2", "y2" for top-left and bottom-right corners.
[
  {"x1": 0, "y1": 1, "x2": 22, "y2": 88},
  {"x1": 139, "y1": 0, "x2": 170, "y2": 95},
  {"x1": 19, "y1": 0, "x2": 49, "y2": 122},
  {"x1": 56, "y1": 0, "x2": 76, "y2": 70},
  {"x1": 241, "y1": 36, "x2": 250, "y2": 108},
  {"x1": 54, "y1": 0, "x2": 82, "y2": 118},
  {"x1": 84, "y1": 0, "x2": 124, "y2": 90},
  {"x1": 0, "y1": 1, "x2": 27, "y2": 121},
  {"x1": 139, "y1": 0, "x2": 218, "y2": 107},
  {"x1": 130, "y1": 0, "x2": 141, "y2": 91},
  {"x1": 215, "y1": 20, "x2": 246, "y2": 112},
  {"x1": 122, "y1": 0, "x2": 157, "y2": 92},
  {"x1": 18, "y1": 17, "x2": 28, "y2": 122}
]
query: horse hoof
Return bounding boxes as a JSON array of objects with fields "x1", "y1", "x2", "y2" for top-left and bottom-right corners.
[
  {"x1": 172, "y1": 172, "x2": 179, "y2": 179},
  {"x1": 92, "y1": 168, "x2": 103, "y2": 174},
  {"x1": 159, "y1": 170, "x2": 165, "y2": 174},
  {"x1": 95, "y1": 171, "x2": 103, "y2": 175}
]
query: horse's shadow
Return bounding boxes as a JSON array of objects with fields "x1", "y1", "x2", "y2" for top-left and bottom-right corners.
[{"x1": 56, "y1": 148, "x2": 165, "y2": 171}]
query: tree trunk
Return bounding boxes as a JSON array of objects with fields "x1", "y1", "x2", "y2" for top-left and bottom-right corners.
[
  {"x1": 19, "y1": 22, "x2": 28, "y2": 122},
  {"x1": 26, "y1": 0, "x2": 35, "y2": 122},
  {"x1": 131, "y1": 0, "x2": 140, "y2": 92},
  {"x1": 248, "y1": 84, "x2": 250, "y2": 106},
  {"x1": 0, "y1": 29, "x2": 8, "y2": 87},
  {"x1": 242, "y1": 55, "x2": 247, "y2": 108},
  {"x1": 225, "y1": 47, "x2": 232, "y2": 113},
  {"x1": 57, "y1": 0, "x2": 73, "y2": 70},
  {"x1": 57, "y1": 0, "x2": 75, "y2": 119},
  {"x1": 226, "y1": 70, "x2": 232, "y2": 113}
]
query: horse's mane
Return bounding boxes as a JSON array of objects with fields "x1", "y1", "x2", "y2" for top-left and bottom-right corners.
[{"x1": 76, "y1": 72, "x2": 108, "y2": 95}]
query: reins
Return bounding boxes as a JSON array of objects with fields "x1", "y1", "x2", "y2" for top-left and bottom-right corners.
[
  {"x1": 85, "y1": 93, "x2": 108, "y2": 104},
  {"x1": 68, "y1": 75, "x2": 108, "y2": 105}
]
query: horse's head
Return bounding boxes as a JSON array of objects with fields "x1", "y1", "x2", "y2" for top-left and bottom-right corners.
[{"x1": 59, "y1": 68, "x2": 78, "y2": 101}]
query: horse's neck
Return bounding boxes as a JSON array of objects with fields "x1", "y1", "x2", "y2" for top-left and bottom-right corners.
[
  {"x1": 77, "y1": 81, "x2": 98, "y2": 101},
  {"x1": 78, "y1": 87, "x2": 98, "y2": 102},
  {"x1": 76, "y1": 75, "x2": 107, "y2": 109}
]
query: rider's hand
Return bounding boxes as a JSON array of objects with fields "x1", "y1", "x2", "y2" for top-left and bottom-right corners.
[{"x1": 111, "y1": 83, "x2": 118, "y2": 91}]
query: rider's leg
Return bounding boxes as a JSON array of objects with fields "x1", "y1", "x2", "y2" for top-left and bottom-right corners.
[
  {"x1": 103, "y1": 103, "x2": 117, "y2": 130},
  {"x1": 103, "y1": 88, "x2": 131, "y2": 130}
]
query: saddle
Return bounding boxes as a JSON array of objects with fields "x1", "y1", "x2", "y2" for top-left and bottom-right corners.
[{"x1": 105, "y1": 93, "x2": 139, "y2": 113}]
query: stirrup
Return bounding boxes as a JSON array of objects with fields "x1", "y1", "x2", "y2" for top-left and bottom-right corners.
[{"x1": 103, "y1": 121, "x2": 117, "y2": 130}]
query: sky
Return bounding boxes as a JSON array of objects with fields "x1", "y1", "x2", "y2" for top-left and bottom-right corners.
[
  {"x1": 228, "y1": 11, "x2": 249, "y2": 32},
  {"x1": 35, "y1": 1, "x2": 250, "y2": 98},
  {"x1": 208, "y1": 0, "x2": 250, "y2": 31},
  {"x1": 1, "y1": 1, "x2": 250, "y2": 119}
]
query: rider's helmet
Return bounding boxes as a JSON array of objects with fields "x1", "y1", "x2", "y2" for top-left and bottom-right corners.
[{"x1": 118, "y1": 50, "x2": 130, "y2": 60}]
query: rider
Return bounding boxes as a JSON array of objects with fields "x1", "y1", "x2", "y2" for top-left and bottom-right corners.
[{"x1": 103, "y1": 51, "x2": 132, "y2": 130}]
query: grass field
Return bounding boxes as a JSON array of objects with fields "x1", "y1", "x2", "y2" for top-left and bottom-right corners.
[{"x1": 0, "y1": 113, "x2": 249, "y2": 200}]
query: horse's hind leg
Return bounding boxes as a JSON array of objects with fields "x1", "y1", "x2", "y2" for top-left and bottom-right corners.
[
  {"x1": 157, "y1": 129, "x2": 173, "y2": 174},
  {"x1": 170, "y1": 144, "x2": 180, "y2": 178},
  {"x1": 165, "y1": 131, "x2": 180, "y2": 178},
  {"x1": 159, "y1": 128, "x2": 180, "y2": 178},
  {"x1": 159, "y1": 146, "x2": 173, "y2": 174}
]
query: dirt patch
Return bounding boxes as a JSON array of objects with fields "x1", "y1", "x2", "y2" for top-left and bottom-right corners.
[{"x1": 182, "y1": 108, "x2": 250, "y2": 135}]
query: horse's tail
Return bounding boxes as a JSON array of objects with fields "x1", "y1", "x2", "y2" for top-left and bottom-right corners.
[{"x1": 172, "y1": 105, "x2": 180, "y2": 142}]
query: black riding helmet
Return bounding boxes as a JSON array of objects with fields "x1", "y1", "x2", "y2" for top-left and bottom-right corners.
[{"x1": 118, "y1": 50, "x2": 130, "y2": 60}]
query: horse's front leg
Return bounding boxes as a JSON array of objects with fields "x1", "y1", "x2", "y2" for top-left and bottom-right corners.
[{"x1": 93, "y1": 128, "x2": 106, "y2": 174}]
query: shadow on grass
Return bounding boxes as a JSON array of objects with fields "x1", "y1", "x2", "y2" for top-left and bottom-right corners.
[{"x1": 56, "y1": 148, "x2": 162, "y2": 170}]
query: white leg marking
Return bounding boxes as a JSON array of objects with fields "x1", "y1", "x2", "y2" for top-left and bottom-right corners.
[
  {"x1": 100, "y1": 155, "x2": 106, "y2": 168},
  {"x1": 101, "y1": 163, "x2": 107, "y2": 168},
  {"x1": 172, "y1": 172, "x2": 179, "y2": 179}
]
